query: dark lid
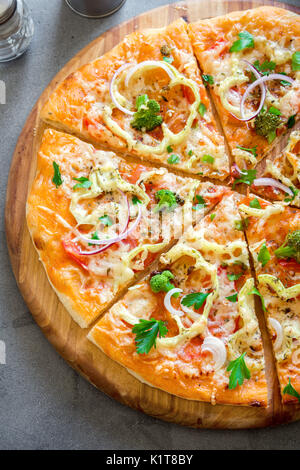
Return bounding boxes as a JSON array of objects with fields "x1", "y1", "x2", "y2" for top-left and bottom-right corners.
[{"x1": 0, "y1": 0, "x2": 17, "y2": 25}]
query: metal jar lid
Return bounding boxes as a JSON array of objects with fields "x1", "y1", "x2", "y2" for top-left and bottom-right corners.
[{"x1": 0, "y1": 0, "x2": 17, "y2": 25}]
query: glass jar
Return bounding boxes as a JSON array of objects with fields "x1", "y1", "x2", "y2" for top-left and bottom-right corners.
[
  {"x1": 65, "y1": 0, "x2": 127, "y2": 18},
  {"x1": 0, "y1": 0, "x2": 34, "y2": 62}
]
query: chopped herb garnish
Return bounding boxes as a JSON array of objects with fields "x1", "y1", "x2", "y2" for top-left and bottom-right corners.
[
  {"x1": 227, "y1": 352, "x2": 251, "y2": 389},
  {"x1": 226, "y1": 293, "x2": 238, "y2": 303},
  {"x1": 99, "y1": 215, "x2": 113, "y2": 226},
  {"x1": 198, "y1": 102, "x2": 207, "y2": 117},
  {"x1": 52, "y1": 162, "x2": 63, "y2": 188},
  {"x1": 202, "y1": 154, "x2": 214, "y2": 164},
  {"x1": 192, "y1": 194, "x2": 206, "y2": 211},
  {"x1": 234, "y1": 218, "x2": 249, "y2": 231},
  {"x1": 236, "y1": 145, "x2": 257, "y2": 158},
  {"x1": 132, "y1": 318, "x2": 168, "y2": 354},
  {"x1": 188, "y1": 150, "x2": 193, "y2": 157},
  {"x1": 227, "y1": 272, "x2": 243, "y2": 281},
  {"x1": 258, "y1": 242, "x2": 270, "y2": 267},
  {"x1": 88, "y1": 231, "x2": 99, "y2": 246},
  {"x1": 163, "y1": 56, "x2": 174, "y2": 64},
  {"x1": 131, "y1": 94, "x2": 163, "y2": 132},
  {"x1": 181, "y1": 292, "x2": 210, "y2": 310},
  {"x1": 132, "y1": 195, "x2": 142, "y2": 205},
  {"x1": 167, "y1": 154, "x2": 180, "y2": 164},
  {"x1": 292, "y1": 51, "x2": 300, "y2": 72},
  {"x1": 284, "y1": 186, "x2": 299, "y2": 203},
  {"x1": 269, "y1": 106, "x2": 281, "y2": 116},
  {"x1": 210, "y1": 213, "x2": 216, "y2": 221},
  {"x1": 283, "y1": 378, "x2": 300, "y2": 403},
  {"x1": 248, "y1": 287, "x2": 266, "y2": 312},
  {"x1": 249, "y1": 198, "x2": 261, "y2": 209},
  {"x1": 287, "y1": 114, "x2": 296, "y2": 129},
  {"x1": 73, "y1": 176, "x2": 91, "y2": 190},
  {"x1": 230, "y1": 31, "x2": 254, "y2": 53},
  {"x1": 232, "y1": 169, "x2": 257, "y2": 188},
  {"x1": 202, "y1": 74, "x2": 214, "y2": 85},
  {"x1": 166, "y1": 145, "x2": 173, "y2": 153}
]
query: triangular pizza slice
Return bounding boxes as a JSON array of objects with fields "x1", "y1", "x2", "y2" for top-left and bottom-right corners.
[
  {"x1": 188, "y1": 6, "x2": 300, "y2": 170},
  {"x1": 41, "y1": 19, "x2": 229, "y2": 179},
  {"x1": 26, "y1": 129, "x2": 228, "y2": 328},
  {"x1": 238, "y1": 195, "x2": 300, "y2": 403},
  {"x1": 88, "y1": 192, "x2": 268, "y2": 406}
]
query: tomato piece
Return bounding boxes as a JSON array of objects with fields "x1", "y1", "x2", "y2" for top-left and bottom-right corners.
[
  {"x1": 278, "y1": 258, "x2": 300, "y2": 272},
  {"x1": 182, "y1": 85, "x2": 195, "y2": 104},
  {"x1": 62, "y1": 239, "x2": 89, "y2": 271}
]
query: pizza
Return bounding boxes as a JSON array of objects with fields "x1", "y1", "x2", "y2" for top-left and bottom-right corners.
[
  {"x1": 26, "y1": 129, "x2": 227, "y2": 328},
  {"x1": 188, "y1": 6, "x2": 300, "y2": 170},
  {"x1": 41, "y1": 19, "x2": 229, "y2": 179},
  {"x1": 88, "y1": 192, "x2": 268, "y2": 406},
  {"x1": 26, "y1": 6, "x2": 300, "y2": 408},
  {"x1": 251, "y1": 130, "x2": 300, "y2": 206},
  {"x1": 238, "y1": 195, "x2": 300, "y2": 403}
]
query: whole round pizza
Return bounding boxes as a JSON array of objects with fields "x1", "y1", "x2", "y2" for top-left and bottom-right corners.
[{"x1": 26, "y1": 6, "x2": 300, "y2": 408}]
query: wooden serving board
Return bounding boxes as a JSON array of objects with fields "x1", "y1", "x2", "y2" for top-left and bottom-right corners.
[{"x1": 5, "y1": 0, "x2": 300, "y2": 429}]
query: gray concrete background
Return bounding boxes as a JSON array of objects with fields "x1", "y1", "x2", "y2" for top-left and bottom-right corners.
[{"x1": 1, "y1": 0, "x2": 300, "y2": 450}]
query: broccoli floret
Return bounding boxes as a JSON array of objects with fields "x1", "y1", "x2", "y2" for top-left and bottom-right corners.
[
  {"x1": 274, "y1": 230, "x2": 300, "y2": 263},
  {"x1": 131, "y1": 94, "x2": 163, "y2": 132},
  {"x1": 154, "y1": 189, "x2": 178, "y2": 213},
  {"x1": 150, "y1": 270, "x2": 175, "y2": 294},
  {"x1": 254, "y1": 109, "x2": 281, "y2": 141}
]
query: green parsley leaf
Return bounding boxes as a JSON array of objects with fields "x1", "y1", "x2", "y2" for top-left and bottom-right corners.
[
  {"x1": 236, "y1": 145, "x2": 257, "y2": 158},
  {"x1": 166, "y1": 145, "x2": 173, "y2": 153},
  {"x1": 167, "y1": 154, "x2": 180, "y2": 164},
  {"x1": 226, "y1": 293, "x2": 238, "y2": 302},
  {"x1": 210, "y1": 213, "x2": 216, "y2": 221},
  {"x1": 249, "y1": 198, "x2": 261, "y2": 209},
  {"x1": 227, "y1": 272, "x2": 243, "y2": 281},
  {"x1": 198, "y1": 102, "x2": 207, "y2": 117},
  {"x1": 287, "y1": 114, "x2": 296, "y2": 129},
  {"x1": 279, "y1": 72, "x2": 292, "y2": 87},
  {"x1": 202, "y1": 74, "x2": 214, "y2": 85},
  {"x1": 227, "y1": 352, "x2": 251, "y2": 389},
  {"x1": 283, "y1": 378, "x2": 300, "y2": 403},
  {"x1": 188, "y1": 150, "x2": 193, "y2": 157},
  {"x1": 192, "y1": 194, "x2": 207, "y2": 211},
  {"x1": 269, "y1": 106, "x2": 281, "y2": 116},
  {"x1": 181, "y1": 292, "x2": 210, "y2": 310},
  {"x1": 99, "y1": 215, "x2": 113, "y2": 226},
  {"x1": 258, "y1": 242, "x2": 271, "y2": 267},
  {"x1": 88, "y1": 231, "x2": 99, "y2": 246},
  {"x1": 73, "y1": 176, "x2": 92, "y2": 190},
  {"x1": 163, "y1": 56, "x2": 174, "y2": 64},
  {"x1": 230, "y1": 31, "x2": 254, "y2": 53},
  {"x1": 248, "y1": 287, "x2": 266, "y2": 312},
  {"x1": 292, "y1": 51, "x2": 300, "y2": 72},
  {"x1": 202, "y1": 154, "x2": 214, "y2": 164},
  {"x1": 232, "y1": 169, "x2": 257, "y2": 188},
  {"x1": 132, "y1": 318, "x2": 168, "y2": 354},
  {"x1": 234, "y1": 218, "x2": 249, "y2": 231},
  {"x1": 52, "y1": 162, "x2": 63, "y2": 188},
  {"x1": 284, "y1": 186, "x2": 299, "y2": 203},
  {"x1": 132, "y1": 195, "x2": 142, "y2": 205}
]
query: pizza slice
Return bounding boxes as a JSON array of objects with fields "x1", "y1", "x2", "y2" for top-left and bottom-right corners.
[
  {"x1": 88, "y1": 192, "x2": 268, "y2": 406},
  {"x1": 188, "y1": 6, "x2": 300, "y2": 170},
  {"x1": 41, "y1": 19, "x2": 229, "y2": 179},
  {"x1": 238, "y1": 195, "x2": 300, "y2": 403},
  {"x1": 251, "y1": 130, "x2": 300, "y2": 206},
  {"x1": 26, "y1": 129, "x2": 227, "y2": 328}
]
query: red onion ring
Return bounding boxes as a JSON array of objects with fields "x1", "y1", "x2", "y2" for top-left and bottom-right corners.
[
  {"x1": 252, "y1": 177, "x2": 294, "y2": 196},
  {"x1": 109, "y1": 63, "x2": 134, "y2": 116}
]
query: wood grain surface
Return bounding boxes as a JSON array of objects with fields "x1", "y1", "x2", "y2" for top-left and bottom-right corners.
[{"x1": 5, "y1": 0, "x2": 300, "y2": 428}]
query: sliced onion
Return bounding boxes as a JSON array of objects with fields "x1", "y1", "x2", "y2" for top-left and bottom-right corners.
[
  {"x1": 201, "y1": 336, "x2": 227, "y2": 370},
  {"x1": 164, "y1": 288, "x2": 184, "y2": 317},
  {"x1": 180, "y1": 299, "x2": 201, "y2": 321},
  {"x1": 124, "y1": 60, "x2": 175, "y2": 88},
  {"x1": 269, "y1": 318, "x2": 283, "y2": 352},
  {"x1": 252, "y1": 177, "x2": 294, "y2": 196},
  {"x1": 239, "y1": 73, "x2": 294, "y2": 122},
  {"x1": 76, "y1": 198, "x2": 142, "y2": 251},
  {"x1": 109, "y1": 63, "x2": 134, "y2": 115},
  {"x1": 292, "y1": 349, "x2": 300, "y2": 366}
]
